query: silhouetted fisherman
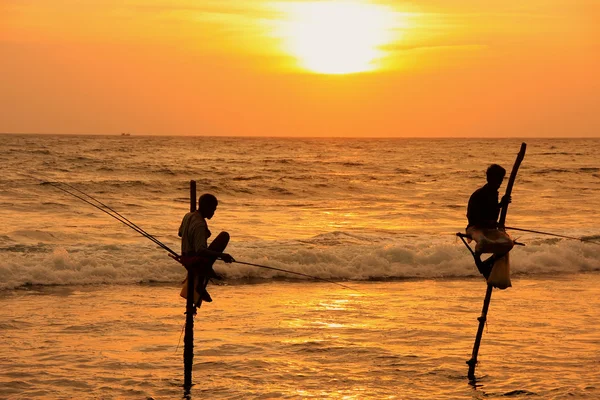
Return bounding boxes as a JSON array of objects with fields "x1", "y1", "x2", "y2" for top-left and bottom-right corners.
[
  {"x1": 179, "y1": 193, "x2": 234, "y2": 303},
  {"x1": 466, "y1": 164, "x2": 511, "y2": 277}
]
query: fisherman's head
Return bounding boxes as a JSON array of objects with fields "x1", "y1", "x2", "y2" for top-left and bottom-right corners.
[
  {"x1": 486, "y1": 164, "x2": 506, "y2": 189},
  {"x1": 198, "y1": 193, "x2": 218, "y2": 219}
]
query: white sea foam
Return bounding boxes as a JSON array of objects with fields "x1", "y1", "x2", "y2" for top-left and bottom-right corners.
[{"x1": 1, "y1": 234, "x2": 598, "y2": 289}]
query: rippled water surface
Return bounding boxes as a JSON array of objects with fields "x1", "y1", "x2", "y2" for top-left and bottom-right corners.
[
  {"x1": 0, "y1": 135, "x2": 599, "y2": 398},
  {"x1": 1, "y1": 276, "x2": 598, "y2": 399}
]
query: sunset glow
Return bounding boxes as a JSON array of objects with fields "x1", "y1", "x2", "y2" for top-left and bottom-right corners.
[
  {"x1": 274, "y1": 1, "x2": 401, "y2": 74},
  {"x1": 1, "y1": 0, "x2": 598, "y2": 136}
]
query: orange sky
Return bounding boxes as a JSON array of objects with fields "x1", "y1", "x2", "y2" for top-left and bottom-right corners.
[{"x1": 1, "y1": 0, "x2": 599, "y2": 137}]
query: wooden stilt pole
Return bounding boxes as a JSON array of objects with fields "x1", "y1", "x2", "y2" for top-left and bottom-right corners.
[
  {"x1": 467, "y1": 283, "x2": 493, "y2": 380},
  {"x1": 498, "y1": 143, "x2": 527, "y2": 229},
  {"x1": 467, "y1": 143, "x2": 526, "y2": 381},
  {"x1": 184, "y1": 180, "x2": 196, "y2": 392}
]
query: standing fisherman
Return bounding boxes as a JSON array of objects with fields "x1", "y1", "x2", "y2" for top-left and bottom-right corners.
[{"x1": 179, "y1": 193, "x2": 235, "y2": 303}]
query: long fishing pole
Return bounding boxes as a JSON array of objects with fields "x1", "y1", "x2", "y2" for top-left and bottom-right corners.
[
  {"x1": 31, "y1": 173, "x2": 174, "y2": 255},
  {"x1": 506, "y1": 226, "x2": 600, "y2": 245},
  {"x1": 48, "y1": 182, "x2": 173, "y2": 253},
  {"x1": 46, "y1": 180, "x2": 358, "y2": 290},
  {"x1": 234, "y1": 261, "x2": 358, "y2": 291},
  {"x1": 47, "y1": 182, "x2": 179, "y2": 256},
  {"x1": 23, "y1": 173, "x2": 153, "y2": 243},
  {"x1": 56, "y1": 180, "x2": 168, "y2": 252}
]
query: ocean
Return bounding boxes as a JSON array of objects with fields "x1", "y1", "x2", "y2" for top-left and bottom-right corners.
[{"x1": 0, "y1": 134, "x2": 599, "y2": 399}]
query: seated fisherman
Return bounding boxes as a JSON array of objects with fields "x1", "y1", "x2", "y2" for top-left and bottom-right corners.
[
  {"x1": 466, "y1": 164, "x2": 511, "y2": 277},
  {"x1": 178, "y1": 193, "x2": 234, "y2": 303}
]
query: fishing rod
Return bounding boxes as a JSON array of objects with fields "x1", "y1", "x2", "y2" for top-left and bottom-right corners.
[
  {"x1": 20, "y1": 169, "x2": 171, "y2": 254},
  {"x1": 55, "y1": 180, "x2": 169, "y2": 253},
  {"x1": 46, "y1": 180, "x2": 358, "y2": 290},
  {"x1": 506, "y1": 226, "x2": 600, "y2": 246},
  {"x1": 46, "y1": 181, "x2": 179, "y2": 257}
]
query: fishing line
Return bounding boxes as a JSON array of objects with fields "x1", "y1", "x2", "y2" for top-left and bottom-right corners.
[
  {"x1": 505, "y1": 226, "x2": 600, "y2": 246},
  {"x1": 175, "y1": 321, "x2": 186, "y2": 353},
  {"x1": 234, "y1": 260, "x2": 359, "y2": 292}
]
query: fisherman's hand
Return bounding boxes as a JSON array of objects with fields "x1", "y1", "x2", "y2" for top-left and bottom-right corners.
[
  {"x1": 501, "y1": 195, "x2": 512, "y2": 207},
  {"x1": 220, "y1": 253, "x2": 235, "y2": 263}
]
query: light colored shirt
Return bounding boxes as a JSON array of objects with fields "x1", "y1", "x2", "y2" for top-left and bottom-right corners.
[{"x1": 178, "y1": 211, "x2": 210, "y2": 255}]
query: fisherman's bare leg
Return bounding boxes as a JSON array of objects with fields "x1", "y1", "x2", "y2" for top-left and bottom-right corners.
[
  {"x1": 195, "y1": 232, "x2": 230, "y2": 303},
  {"x1": 473, "y1": 251, "x2": 495, "y2": 279}
]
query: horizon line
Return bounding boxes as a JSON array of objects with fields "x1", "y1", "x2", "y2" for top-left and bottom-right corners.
[{"x1": 1, "y1": 132, "x2": 599, "y2": 140}]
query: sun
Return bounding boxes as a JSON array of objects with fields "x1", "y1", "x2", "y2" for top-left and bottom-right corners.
[{"x1": 274, "y1": 1, "x2": 400, "y2": 74}]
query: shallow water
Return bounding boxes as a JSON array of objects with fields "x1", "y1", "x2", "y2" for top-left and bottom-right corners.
[
  {"x1": 1, "y1": 275, "x2": 598, "y2": 399},
  {"x1": 1, "y1": 135, "x2": 599, "y2": 398}
]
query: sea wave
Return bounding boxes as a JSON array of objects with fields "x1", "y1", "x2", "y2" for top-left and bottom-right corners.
[
  {"x1": 3, "y1": 135, "x2": 600, "y2": 290},
  {"x1": 1, "y1": 233, "x2": 598, "y2": 290}
]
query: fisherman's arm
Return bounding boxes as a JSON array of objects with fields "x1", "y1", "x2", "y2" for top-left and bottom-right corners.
[
  {"x1": 192, "y1": 229, "x2": 234, "y2": 262},
  {"x1": 195, "y1": 247, "x2": 235, "y2": 263},
  {"x1": 178, "y1": 249, "x2": 235, "y2": 269}
]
